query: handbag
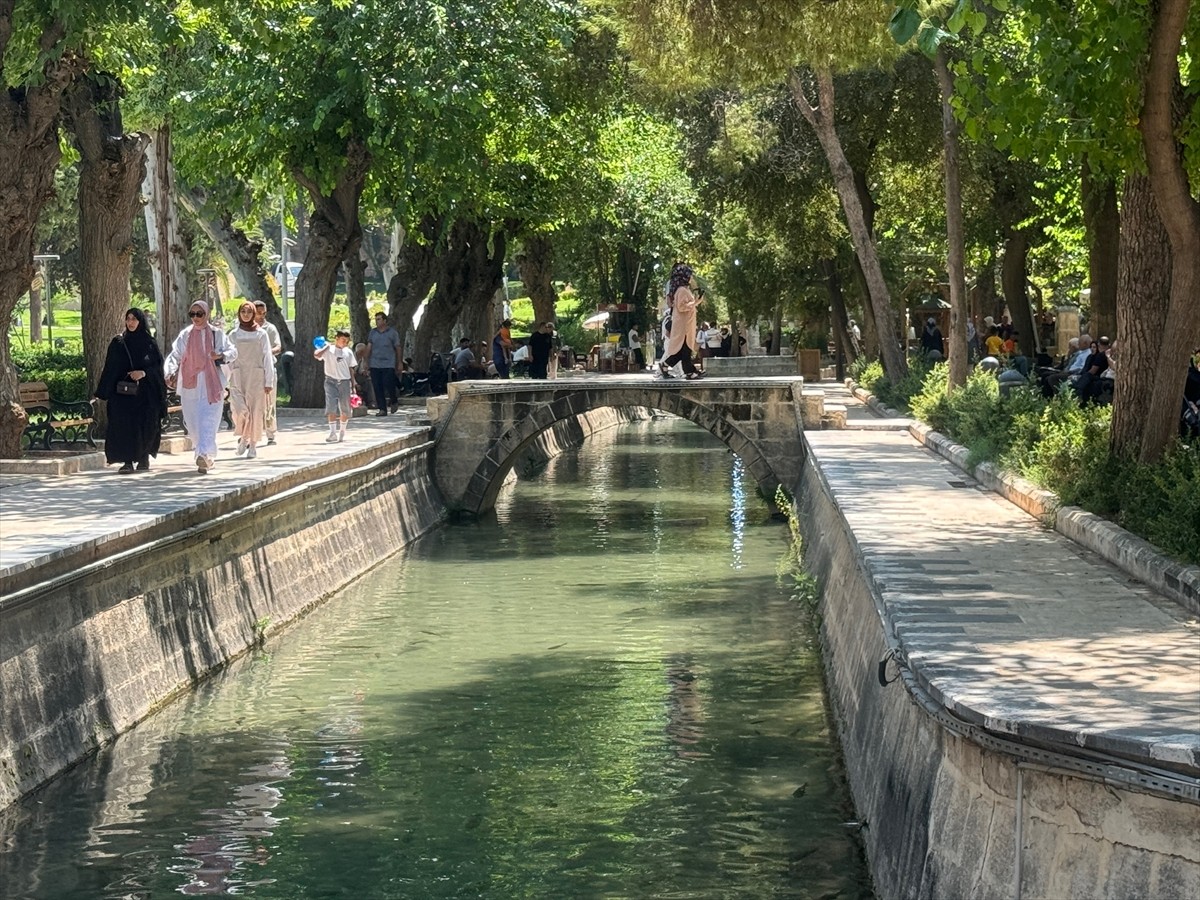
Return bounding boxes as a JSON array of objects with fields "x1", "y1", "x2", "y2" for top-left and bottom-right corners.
[{"x1": 116, "y1": 337, "x2": 140, "y2": 396}]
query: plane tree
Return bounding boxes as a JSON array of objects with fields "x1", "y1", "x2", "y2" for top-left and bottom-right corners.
[
  {"x1": 950, "y1": 0, "x2": 1199, "y2": 462},
  {"x1": 169, "y1": 0, "x2": 581, "y2": 406},
  {"x1": 600, "y1": 0, "x2": 912, "y2": 382}
]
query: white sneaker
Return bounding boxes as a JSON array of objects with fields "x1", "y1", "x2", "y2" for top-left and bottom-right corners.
[
  {"x1": 338, "y1": 432, "x2": 346, "y2": 442},
  {"x1": 246, "y1": 445, "x2": 257, "y2": 459},
  {"x1": 236, "y1": 437, "x2": 247, "y2": 456},
  {"x1": 266, "y1": 437, "x2": 276, "y2": 445},
  {"x1": 325, "y1": 432, "x2": 339, "y2": 443},
  {"x1": 196, "y1": 456, "x2": 208, "y2": 474}
]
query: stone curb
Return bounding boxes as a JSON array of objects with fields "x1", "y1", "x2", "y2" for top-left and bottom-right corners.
[{"x1": 845, "y1": 378, "x2": 1200, "y2": 616}]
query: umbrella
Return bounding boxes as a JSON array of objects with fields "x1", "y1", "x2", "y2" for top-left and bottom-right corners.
[{"x1": 582, "y1": 311, "x2": 609, "y2": 329}]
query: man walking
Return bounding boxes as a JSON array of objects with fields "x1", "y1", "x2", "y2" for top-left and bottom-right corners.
[
  {"x1": 628, "y1": 325, "x2": 645, "y2": 370},
  {"x1": 366, "y1": 311, "x2": 402, "y2": 416},
  {"x1": 253, "y1": 301, "x2": 282, "y2": 444}
]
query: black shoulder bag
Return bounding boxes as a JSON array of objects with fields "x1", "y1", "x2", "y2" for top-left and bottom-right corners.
[{"x1": 116, "y1": 339, "x2": 140, "y2": 396}]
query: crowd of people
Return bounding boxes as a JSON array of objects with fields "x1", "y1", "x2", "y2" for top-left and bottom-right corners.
[{"x1": 95, "y1": 298, "x2": 285, "y2": 475}]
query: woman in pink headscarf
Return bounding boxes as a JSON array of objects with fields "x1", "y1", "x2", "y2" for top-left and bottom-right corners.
[{"x1": 164, "y1": 301, "x2": 237, "y2": 473}]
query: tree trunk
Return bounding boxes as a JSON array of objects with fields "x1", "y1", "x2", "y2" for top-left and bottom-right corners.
[
  {"x1": 344, "y1": 249, "x2": 370, "y2": 346},
  {"x1": 141, "y1": 124, "x2": 190, "y2": 351},
  {"x1": 386, "y1": 215, "x2": 440, "y2": 358},
  {"x1": 1134, "y1": 0, "x2": 1200, "y2": 462},
  {"x1": 1001, "y1": 228, "x2": 1037, "y2": 357},
  {"x1": 516, "y1": 233, "x2": 559, "y2": 325},
  {"x1": 935, "y1": 48, "x2": 969, "y2": 389},
  {"x1": 288, "y1": 142, "x2": 371, "y2": 407},
  {"x1": 412, "y1": 219, "x2": 505, "y2": 365},
  {"x1": 1081, "y1": 156, "x2": 1120, "y2": 341},
  {"x1": 0, "y1": 15, "x2": 79, "y2": 458},
  {"x1": 968, "y1": 250, "x2": 997, "y2": 331},
  {"x1": 823, "y1": 258, "x2": 856, "y2": 373},
  {"x1": 1111, "y1": 176, "x2": 1173, "y2": 460},
  {"x1": 179, "y1": 188, "x2": 293, "y2": 350},
  {"x1": 65, "y1": 72, "x2": 150, "y2": 432},
  {"x1": 769, "y1": 300, "x2": 783, "y2": 356},
  {"x1": 789, "y1": 69, "x2": 906, "y2": 382}
]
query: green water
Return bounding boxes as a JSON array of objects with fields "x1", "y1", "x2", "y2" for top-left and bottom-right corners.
[{"x1": 0, "y1": 419, "x2": 870, "y2": 899}]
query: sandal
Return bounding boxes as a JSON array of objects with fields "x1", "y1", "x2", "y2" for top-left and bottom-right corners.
[{"x1": 686, "y1": 372, "x2": 704, "y2": 380}]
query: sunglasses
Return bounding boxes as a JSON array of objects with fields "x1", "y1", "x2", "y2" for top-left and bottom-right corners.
[{"x1": 189, "y1": 310, "x2": 206, "y2": 318}]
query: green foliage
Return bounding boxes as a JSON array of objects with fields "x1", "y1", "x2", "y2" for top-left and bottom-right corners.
[
  {"x1": 871, "y1": 354, "x2": 932, "y2": 409},
  {"x1": 852, "y1": 358, "x2": 885, "y2": 391},
  {"x1": 12, "y1": 345, "x2": 90, "y2": 401}
]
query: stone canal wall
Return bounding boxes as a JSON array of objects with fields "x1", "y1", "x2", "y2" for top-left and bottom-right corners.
[
  {"x1": 0, "y1": 436, "x2": 445, "y2": 809},
  {"x1": 0, "y1": 407, "x2": 646, "y2": 810},
  {"x1": 796, "y1": 445, "x2": 1199, "y2": 899}
]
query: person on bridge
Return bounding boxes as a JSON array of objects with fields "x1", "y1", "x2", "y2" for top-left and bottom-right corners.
[
  {"x1": 493, "y1": 319, "x2": 515, "y2": 378},
  {"x1": 628, "y1": 325, "x2": 645, "y2": 370},
  {"x1": 529, "y1": 321, "x2": 555, "y2": 379},
  {"x1": 659, "y1": 263, "x2": 703, "y2": 380}
]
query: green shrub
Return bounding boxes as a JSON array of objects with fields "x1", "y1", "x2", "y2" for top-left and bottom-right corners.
[
  {"x1": 1114, "y1": 446, "x2": 1200, "y2": 563},
  {"x1": 12, "y1": 345, "x2": 86, "y2": 373},
  {"x1": 19, "y1": 367, "x2": 90, "y2": 401},
  {"x1": 873, "y1": 355, "x2": 933, "y2": 410},
  {"x1": 854, "y1": 359, "x2": 885, "y2": 392},
  {"x1": 12, "y1": 345, "x2": 90, "y2": 400}
]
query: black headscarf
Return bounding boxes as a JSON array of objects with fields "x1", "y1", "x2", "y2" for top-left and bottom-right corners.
[
  {"x1": 667, "y1": 263, "x2": 694, "y2": 302},
  {"x1": 122, "y1": 307, "x2": 155, "y2": 355}
]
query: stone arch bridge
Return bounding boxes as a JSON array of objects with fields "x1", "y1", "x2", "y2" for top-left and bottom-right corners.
[{"x1": 426, "y1": 376, "x2": 843, "y2": 515}]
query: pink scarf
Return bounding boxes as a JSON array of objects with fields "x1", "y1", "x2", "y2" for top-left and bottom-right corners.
[{"x1": 180, "y1": 304, "x2": 224, "y2": 404}]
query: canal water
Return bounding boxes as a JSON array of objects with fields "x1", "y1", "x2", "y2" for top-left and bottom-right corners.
[{"x1": 0, "y1": 418, "x2": 870, "y2": 899}]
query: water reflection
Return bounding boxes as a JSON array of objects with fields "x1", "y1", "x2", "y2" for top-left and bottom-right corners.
[
  {"x1": 0, "y1": 417, "x2": 871, "y2": 899},
  {"x1": 172, "y1": 754, "x2": 290, "y2": 895}
]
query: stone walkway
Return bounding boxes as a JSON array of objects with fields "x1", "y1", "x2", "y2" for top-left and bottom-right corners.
[
  {"x1": 805, "y1": 427, "x2": 1200, "y2": 774},
  {"x1": 0, "y1": 410, "x2": 429, "y2": 585}
]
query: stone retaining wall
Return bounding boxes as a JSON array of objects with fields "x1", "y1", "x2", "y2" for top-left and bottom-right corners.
[
  {"x1": 0, "y1": 441, "x2": 445, "y2": 809},
  {"x1": 798, "y1": 445, "x2": 1200, "y2": 898}
]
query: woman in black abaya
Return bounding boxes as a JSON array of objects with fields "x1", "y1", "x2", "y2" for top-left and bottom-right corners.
[{"x1": 94, "y1": 308, "x2": 168, "y2": 473}]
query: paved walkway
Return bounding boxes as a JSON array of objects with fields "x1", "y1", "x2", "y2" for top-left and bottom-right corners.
[
  {"x1": 806, "y1": 427, "x2": 1200, "y2": 773},
  {"x1": 0, "y1": 409, "x2": 430, "y2": 582}
]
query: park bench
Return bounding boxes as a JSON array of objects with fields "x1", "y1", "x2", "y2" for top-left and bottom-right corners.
[
  {"x1": 162, "y1": 391, "x2": 186, "y2": 434},
  {"x1": 19, "y1": 381, "x2": 97, "y2": 451}
]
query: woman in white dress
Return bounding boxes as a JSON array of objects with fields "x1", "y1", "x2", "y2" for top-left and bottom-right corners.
[
  {"x1": 164, "y1": 300, "x2": 237, "y2": 474},
  {"x1": 226, "y1": 301, "x2": 276, "y2": 459}
]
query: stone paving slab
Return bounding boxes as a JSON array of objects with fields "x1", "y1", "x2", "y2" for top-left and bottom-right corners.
[
  {"x1": 0, "y1": 413, "x2": 429, "y2": 586},
  {"x1": 805, "y1": 429, "x2": 1200, "y2": 772}
]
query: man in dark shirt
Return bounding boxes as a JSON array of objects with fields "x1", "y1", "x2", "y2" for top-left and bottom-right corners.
[
  {"x1": 1076, "y1": 335, "x2": 1110, "y2": 404},
  {"x1": 529, "y1": 321, "x2": 555, "y2": 380}
]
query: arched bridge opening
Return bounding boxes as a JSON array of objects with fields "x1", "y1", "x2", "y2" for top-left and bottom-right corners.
[{"x1": 428, "y1": 378, "x2": 821, "y2": 516}]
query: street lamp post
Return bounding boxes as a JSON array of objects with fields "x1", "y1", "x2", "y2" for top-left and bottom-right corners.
[{"x1": 33, "y1": 254, "x2": 60, "y2": 353}]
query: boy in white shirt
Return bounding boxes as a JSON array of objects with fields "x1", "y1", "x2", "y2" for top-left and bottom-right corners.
[{"x1": 314, "y1": 330, "x2": 356, "y2": 442}]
